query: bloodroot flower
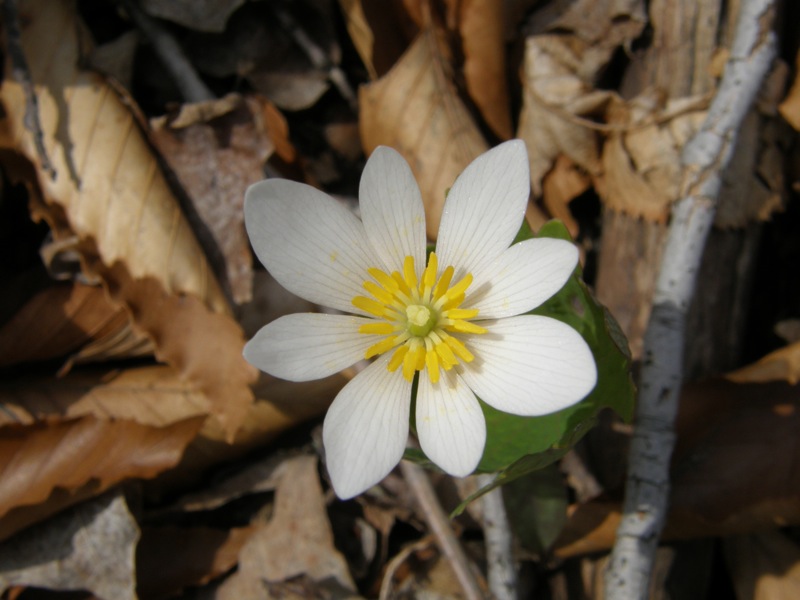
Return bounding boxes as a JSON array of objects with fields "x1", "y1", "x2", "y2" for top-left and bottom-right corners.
[{"x1": 244, "y1": 140, "x2": 597, "y2": 499}]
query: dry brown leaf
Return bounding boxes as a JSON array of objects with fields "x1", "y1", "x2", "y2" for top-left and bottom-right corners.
[
  {"x1": 450, "y1": 0, "x2": 513, "y2": 139},
  {"x1": 217, "y1": 454, "x2": 356, "y2": 599},
  {"x1": 360, "y1": 27, "x2": 488, "y2": 238},
  {"x1": 541, "y1": 155, "x2": 591, "y2": 237},
  {"x1": 779, "y1": 49, "x2": 800, "y2": 131},
  {"x1": 726, "y1": 341, "x2": 800, "y2": 386},
  {"x1": 599, "y1": 81, "x2": 782, "y2": 226},
  {"x1": 0, "y1": 282, "x2": 151, "y2": 372},
  {"x1": 0, "y1": 0, "x2": 229, "y2": 316},
  {"x1": 87, "y1": 266, "x2": 256, "y2": 437},
  {"x1": 338, "y1": 0, "x2": 417, "y2": 79},
  {"x1": 517, "y1": 35, "x2": 613, "y2": 198},
  {"x1": 0, "y1": 414, "x2": 203, "y2": 540},
  {"x1": 137, "y1": 525, "x2": 256, "y2": 598},
  {"x1": 724, "y1": 532, "x2": 800, "y2": 600},
  {"x1": 555, "y1": 379, "x2": 800, "y2": 557},
  {"x1": 0, "y1": 365, "x2": 210, "y2": 428},
  {"x1": 150, "y1": 94, "x2": 280, "y2": 304},
  {"x1": 531, "y1": 0, "x2": 646, "y2": 67},
  {"x1": 0, "y1": 491, "x2": 138, "y2": 600}
]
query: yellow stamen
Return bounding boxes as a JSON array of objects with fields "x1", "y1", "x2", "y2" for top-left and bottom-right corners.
[
  {"x1": 359, "y1": 322, "x2": 396, "y2": 335},
  {"x1": 403, "y1": 256, "x2": 418, "y2": 290},
  {"x1": 444, "y1": 335, "x2": 475, "y2": 362},
  {"x1": 363, "y1": 280, "x2": 396, "y2": 305},
  {"x1": 445, "y1": 273, "x2": 473, "y2": 300},
  {"x1": 352, "y1": 296, "x2": 387, "y2": 317},
  {"x1": 368, "y1": 267, "x2": 399, "y2": 292},
  {"x1": 353, "y1": 254, "x2": 486, "y2": 383},
  {"x1": 447, "y1": 320, "x2": 488, "y2": 335},
  {"x1": 444, "y1": 308, "x2": 479, "y2": 320},
  {"x1": 365, "y1": 336, "x2": 399, "y2": 358},
  {"x1": 433, "y1": 266, "x2": 454, "y2": 301},
  {"x1": 426, "y1": 350, "x2": 440, "y2": 384},
  {"x1": 388, "y1": 345, "x2": 408, "y2": 372}
]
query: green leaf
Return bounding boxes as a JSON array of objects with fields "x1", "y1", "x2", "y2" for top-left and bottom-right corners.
[
  {"x1": 413, "y1": 220, "x2": 634, "y2": 511},
  {"x1": 475, "y1": 220, "x2": 635, "y2": 474}
]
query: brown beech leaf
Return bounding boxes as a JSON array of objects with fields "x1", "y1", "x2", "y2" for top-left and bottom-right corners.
[
  {"x1": 137, "y1": 525, "x2": 256, "y2": 598},
  {"x1": 727, "y1": 341, "x2": 800, "y2": 385},
  {"x1": 541, "y1": 155, "x2": 591, "y2": 237},
  {"x1": 779, "y1": 48, "x2": 800, "y2": 131},
  {"x1": 601, "y1": 94, "x2": 783, "y2": 226},
  {"x1": 449, "y1": 0, "x2": 512, "y2": 139},
  {"x1": 338, "y1": 0, "x2": 417, "y2": 79},
  {"x1": 517, "y1": 35, "x2": 613, "y2": 198},
  {"x1": 0, "y1": 282, "x2": 151, "y2": 372},
  {"x1": 0, "y1": 365, "x2": 210, "y2": 428},
  {"x1": 554, "y1": 379, "x2": 800, "y2": 557},
  {"x1": 0, "y1": 413, "x2": 203, "y2": 540},
  {"x1": 149, "y1": 94, "x2": 281, "y2": 305},
  {"x1": 0, "y1": 0, "x2": 229, "y2": 316},
  {"x1": 217, "y1": 454, "x2": 356, "y2": 598},
  {"x1": 91, "y1": 265, "x2": 257, "y2": 438},
  {"x1": 0, "y1": 491, "x2": 139, "y2": 600},
  {"x1": 360, "y1": 27, "x2": 488, "y2": 238},
  {"x1": 724, "y1": 532, "x2": 800, "y2": 600}
]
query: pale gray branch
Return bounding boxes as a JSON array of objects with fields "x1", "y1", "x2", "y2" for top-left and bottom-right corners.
[
  {"x1": 604, "y1": 0, "x2": 777, "y2": 597},
  {"x1": 400, "y1": 461, "x2": 487, "y2": 600},
  {"x1": 476, "y1": 473, "x2": 518, "y2": 600}
]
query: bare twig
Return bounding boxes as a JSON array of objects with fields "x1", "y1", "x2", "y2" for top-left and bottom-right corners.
[
  {"x1": 271, "y1": 5, "x2": 358, "y2": 112},
  {"x1": 115, "y1": 0, "x2": 214, "y2": 103},
  {"x1": 378, "y1": 535, "x2": 435, "y2": 600},
  {"x1": 604, "y1": 1, "x2": 777, "y2": 597},
  {"x1": 2, "y1": 0, "x2": 56, "y2": 179},
  {"x1": 476, "y1": 473, "x2": 517, "y2": 600},
  {"x1": 400, "y1": 461, "x2": 487, "y2": 600}
]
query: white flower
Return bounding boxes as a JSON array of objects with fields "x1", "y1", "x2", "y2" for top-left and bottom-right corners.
[{"x1": 243, "y1": 140, "x2": 597, "y2": 499}]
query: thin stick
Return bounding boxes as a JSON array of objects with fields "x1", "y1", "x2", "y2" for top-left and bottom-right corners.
[
  {"x1": 400, "y1": 461, "x2": 486, "y2": 600},
  {"x1": 378, "y1": 535, "x2": 434, "y2": 600},
  {"x1": 116, "y1": 0, "x2": 214, "y2": 103},
  {"x1": 476, "y1": 473, "x2": 517, "y2": 600},
  {"x1": 271, "y1": 5, "x2": 358, "y2": 112},
  {"x1": 2, "y1": 0, "x2": 56, "y2": 179},
  {"x1": 604, "y1": 1, "x2": 777, "y2": 598}
]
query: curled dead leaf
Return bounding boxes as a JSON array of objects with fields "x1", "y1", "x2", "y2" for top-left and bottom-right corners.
[
  {"x1": 359, "y1": 26, "x2": 488, "y2": 238},
  {"x1": 0, "y1": 282, "x2": 152, "y2": 373},
  {"x1": 451, "y1": 0, "x2": 513, "y2": 139},
  {"x1": 217, "y1": 454, "x2": 356, "y2": 598},
  {"x1": 149, "y1": 94, "x2": 282, "y2": 305},
  {"x1": 517, "y1": 35, "x2": 612, "y2": 198},
  {"x1": 0, "y1": 0, "x2": 229, "y2": 315},
  {"x1": 0, "y1": 414, "x2": 203, "y2": 540}
]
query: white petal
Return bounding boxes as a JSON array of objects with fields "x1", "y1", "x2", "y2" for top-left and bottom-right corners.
[
  {"x1": 359, "y1": 146, "x2": 427, "y2": 275},
  {"x1": 416, "y1": 370, "x2": 486, "y2": 477},
  {"x1": 466, "y1": 238, "x2": 578, "y2": 318},
  {"x1": 243, "y1": 313, "x2": 376, "y2": 381},
  {"x1": 460, "y1": 315, "x2": 597, "y2": 416},
  {"x1": 245, "y1": 179, "x2": 376, "y2": 314},
  {"x1": 323, "y1": 354, "x2": 412, "y2": 499},
  {"x1": 435, "y1": 140, "x2": 530, "y2": 279}
]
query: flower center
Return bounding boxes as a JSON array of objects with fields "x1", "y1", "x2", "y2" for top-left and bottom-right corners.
[
  {"x1": 352, "y1": 252, "x2": 487, "y2": 384},
  {"x1": 406, "y1": 305, "x2": 434, "y2": 336}
]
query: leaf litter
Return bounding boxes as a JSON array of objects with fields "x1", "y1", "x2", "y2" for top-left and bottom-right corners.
[{"x1": 0, "y1": 0, "x2": 799, "y2": 597}]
